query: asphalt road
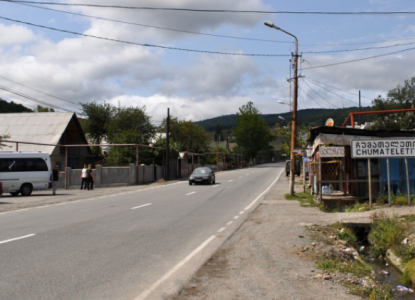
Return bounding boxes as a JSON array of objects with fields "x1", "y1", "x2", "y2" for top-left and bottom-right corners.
[{"x1": 0, "y1": 163, "x2": 284, "y2": 300}]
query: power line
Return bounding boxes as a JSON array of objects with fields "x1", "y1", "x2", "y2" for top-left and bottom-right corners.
[
  {"x1": 301, "y1": 46, "x2": 415, "y2": 70},
  {"x1": 0, "y1": 75, "x2": 79, "y2": 106},
  {"x1": 302, "y1": 36, "x2": 415, "y2": 47},
  {"x1": 298, "y1": 86, "x2": 324, "y2": 108},
  {"x1": 302, "y1": 77, "x2": 359, "y2": 105},
  {"x1": 302, "y1": 80, "x2": 338, "y2": 108},
  {"x1": 305, "y1": 77, "x2": 374, "y2": 100},
  {"x1": 3, "y1": 1, "x2": 415, "y2": 15},
  {"x1": 13, "y1": 2, "x2": 292, "y2": 44},
  {"x1": 0, "y1": 15, "x2": 290, "y2": 57},
  {"x1": 0, "y1": 84, "x2": 72, "y2": 112},
  {"x1": 303, "y1": 41, "x2": 415, "y2": 54}
]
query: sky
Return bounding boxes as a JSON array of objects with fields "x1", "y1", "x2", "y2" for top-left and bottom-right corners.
[{"x1": 1, "y1": 0, "x2": 415, "y2": 127}]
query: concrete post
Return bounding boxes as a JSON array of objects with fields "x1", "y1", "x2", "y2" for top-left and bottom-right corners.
[
  {"x1": 129, "y1": 163, "x2": 136, "y2": 185},
  {"x1": 95, "y1": 165, "x2": 102, "y2": 187}
]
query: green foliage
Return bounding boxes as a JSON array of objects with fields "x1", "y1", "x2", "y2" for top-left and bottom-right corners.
[
  {"x1": 232, "y1": 102, "x2": 276, "y2": 160},
  {"x1": 337, "y1": 228, "x2": 358, "y2": 246},
  {"x1": 316, "y1": 259, "x2": 371, "y2": 277},
  {"x1": 275, "y1": 122, "x2": 310, "y2": 157},
  {"x1": 194, "y1": 106, "x2": 371, "y2": 131},
  {"x1": 159, "y1": 116, "x2": 212, "y2": 158},
  {"x1": 35, "y1": 105, "x2": 55, "y2": 112},
  {"x1": 368, "y1": 212, "x2": 406, "y2": 257},
  {"x1": 106, "y1": 106, "x2": 155, "y2": 166},
  {"x1": 79, "y1": 101, "x2": 116, "y2": 144},
  {"x1": 0, "y1": 98, "x2": 33, "y2": 113},
  {"x1": 402, "y1": 259, "x2": 415, "y2": 288},
  {"x1": 284, "y1": 189, "x2": 317, "y2": 207},
  {"x1": 349, "y1": 282, "x2": 394, "y2": 300},
  {"x1": 214, "y1": 123, "x2": 224, "y2": 142},
  {"x1": 0, "y1": 134, "x2": 11, "y2": 149},
  {"x1": 370, "y1": 77, "x2": 415, "y2": 130},
  {"x1": 344, "y1": 202, "x2": 371, "y2": 212}
]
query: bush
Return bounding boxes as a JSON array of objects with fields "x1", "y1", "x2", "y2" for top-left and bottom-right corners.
[
  {"x1": 368, "y1": 212, "x2": 406, "y2": 257},
  {"x1": 402, "y1": 259, "x2": 415, "y2": 288}
]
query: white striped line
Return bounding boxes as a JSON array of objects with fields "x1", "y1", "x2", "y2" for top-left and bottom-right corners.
[
  {"x1": 239, "y1": 211, "x2": 245, "y2": 215},
  {"x1": 226, "y1": 221, "x2": 233, "y2": 226},
  {"x1": 217, "y1": 227, "x2": 226, "y2": 233},
  {"x1": 229, "y1": 180, "x2": 233, "y2": 182},
  {"x1": 244, "y1": 168, "x2": 284, "y2": 211},
  {"x1": 233, "y1": 216, "x2": 239, "y2": 220},
  {"x1": 0, "y1": 234, "x2": 35, "y2": 245},
  {"x1": 134, "y1": 235, "x2": 216, "y2": 300},
  {"x1": 186, "y1": 192, "x2": 196, "y2": 196},
  {"x1": 131, "y1": 203, "x2": 152, "y2": 210}
]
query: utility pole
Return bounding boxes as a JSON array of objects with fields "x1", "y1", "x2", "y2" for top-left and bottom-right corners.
[
  {"x1": 216, "y1": 136, "x2": 219, "y2": 171},
  {"x1": 359, "y1": 90, "x2": 361, "y2": 126},
  {"x1": 165, "y1": 108, "x2": 170, "y2": 181},
  {"x1": 264, "y1": 21, "x2": 299, "y2": 196}
]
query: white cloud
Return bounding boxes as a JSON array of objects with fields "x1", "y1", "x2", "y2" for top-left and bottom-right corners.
[{"x1": 0, "y1": 23, "x2": 36, "y2": 46}]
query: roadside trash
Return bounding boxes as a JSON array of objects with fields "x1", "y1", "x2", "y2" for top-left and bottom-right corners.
[
  {"x1": 396, "y1": 285, "x2": 414, "y2": 293},
  {"x1": 343, "y1": 248, "x2": 351, "y2": 252},
  {"x1": 359, "y1": 246, "x2": 365, "y2": 253},
  {"x1": 386, "y1": 263, "x2": 389, "y2": 266},
  {"x1": 402, "y1": 238, "x2": 408, "y2": 245},
  {"x1": 311, "y1": 242, "x2": 317, "y2": 246},
  {"x1": 298, "y1": 235, "x2": 304, "y2": 238},
  {"x1": 378, "y1": 270, "x2": 389, "y2": 275}
]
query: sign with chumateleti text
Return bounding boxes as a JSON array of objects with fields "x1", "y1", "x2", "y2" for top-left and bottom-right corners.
[
  {"x1": 320, "y1": 146, "x2": 345, "y2": 157},
  {"x1": 351, "y1": 139, "x2": 415, "y2": 158}
]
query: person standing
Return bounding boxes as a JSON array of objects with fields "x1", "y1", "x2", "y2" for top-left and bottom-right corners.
[
  {"x1": 80, "y1": 164, "x2": 87, "y2": 190},
  {"x1": 87, "y1": 164, "x2": 94, "y2": 190},
  {"x1": 52, "y1": 165, "x2": 59, "y2": 195}
]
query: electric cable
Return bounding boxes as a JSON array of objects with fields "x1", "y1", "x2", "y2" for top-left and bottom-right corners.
[
  {"x1": 301, "y1": 46, "x2": 415, "y2": 70},
  {"x1": 0, "y1": 15, "x2": 290, "y2": 57},
  {"x1": 302, "y1": 41, "x2": 415, "y2": 54},
  {"x1": 3, "y1": 1, "x2": 415, "y2": 15},
  {"x1": 12, "y1": 2, "x2": 293, "y2": 44},
  {"x1": 305, "y1": 77, "x2": 375, "y2": 100},
  {"x1": 298, "y1": 86, "x2": 323, "y2": 108},
  {"x1": 302, "y1": 77, "x2": 359, "y2": 105},
  {"x1": 0, "y1": 75, "x2": 78, "y2": 105},
  {"x1": 302, "y1": 80, "x2": 338, "y2": 108},
  {"x1": 0, "y1": 84, "x2": 73, "y2": 112}
]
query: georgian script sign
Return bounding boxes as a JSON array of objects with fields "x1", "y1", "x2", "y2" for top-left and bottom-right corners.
[
  {"x1": 351, "y1": 139, "x2": 415, "y2": 158},
  {"x1": 320, "y1": 146, "x2": 345, "y2": 157}
]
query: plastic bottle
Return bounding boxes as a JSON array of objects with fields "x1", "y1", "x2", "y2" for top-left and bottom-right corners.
[
  {"x1": 329, "y1": 183, "x2": 333, "y2": 193},
  {"x1": 322, "y1": 185, "x2": 326, "y2": 194}
]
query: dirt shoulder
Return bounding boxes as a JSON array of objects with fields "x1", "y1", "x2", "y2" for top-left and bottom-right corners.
[{"x1": 173, "y1": 175, "x2": 415, "y2": 300}]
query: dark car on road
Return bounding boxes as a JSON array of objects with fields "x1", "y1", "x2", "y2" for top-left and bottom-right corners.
[
  {"x1": 285, "y1": 159, "x2": 301, "y2": 177},
  {"x1": 189, "y1": 167, "x2": 216, "y2": 185}
]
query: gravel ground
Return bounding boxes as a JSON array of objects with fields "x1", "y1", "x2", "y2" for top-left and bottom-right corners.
[{"x1": 172, "y1": 175, "x2": 415, "y2": 300}]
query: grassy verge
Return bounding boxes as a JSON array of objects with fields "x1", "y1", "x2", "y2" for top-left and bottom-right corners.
[{"x1": 284, "y1": 188, "x2": 318, "y2": 207}]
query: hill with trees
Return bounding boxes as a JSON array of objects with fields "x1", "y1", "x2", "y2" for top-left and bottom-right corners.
[
  {"x1": 0, "y1": 99, "x2": 33, "y2": 113},
  {"x1": 194, "y1": 106, "x2": 372, "y2": 131}
]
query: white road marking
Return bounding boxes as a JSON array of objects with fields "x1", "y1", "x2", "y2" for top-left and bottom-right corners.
[
  {"x1": 217, "y1": 227, "x2": 226, "y2": 233},
  {"x1": 131, "y1": 203, "x2": 152, "y2": 210},
  {"x1": 229, "y1": 180, "x2": 233, "y2": 182},
  {"x1": 0, "y1": 234, "x2": 35, "y2": 245},
  {"x1": 239, "y1": 211, "x2": 245, "y2": 215},
  {"x1": 212, "y1": 184, "x2": 218, "y2": 188},
  {"x1": 134, "y1": 235, "x2": 216, "y2": 300},
  {"x1": 234, "y1": 216, "x2": 239, "y2": 220},
  {"x1": 244, "y1": 168, "x2": 284, "y2": 211},
  {"x1": 186, "y1": 192, "x2": 196, "y2": 196},
  {"x1": 226, "y1": 221, "x2": 233, "y2": 225},
  {"x1": 239, "y1": 176, "x2": 242, "y2": 178}
]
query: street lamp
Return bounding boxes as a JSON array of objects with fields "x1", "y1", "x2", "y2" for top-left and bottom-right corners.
[
  {"x1": 278, "y1": 116, "x2": 285, "y2": 120},
  {"x1": 265, "y1": 20, "x2": 299, "y2": 195}
]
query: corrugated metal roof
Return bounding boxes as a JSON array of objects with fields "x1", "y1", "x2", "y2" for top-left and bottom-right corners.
[{"x1": 0, "y1": 112, "x2": 75, "y2": 154}]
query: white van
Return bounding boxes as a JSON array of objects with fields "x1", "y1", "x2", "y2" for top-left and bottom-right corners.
[{"x1": 0, "y1": 152, "x2": 52, "y2": 196}]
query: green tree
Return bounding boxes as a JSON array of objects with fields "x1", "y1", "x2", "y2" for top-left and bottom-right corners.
[
  {"x1": 275, "y1": 123, "x2": 309, "y2": 157},
  {"x1": 232, "y1": 102, "x2": 276, "y2": 161},
  {"x1": 0, "y1": 134, "x2": 11, "y2": 149},
  {"x1": 79, "y1": 101, "x2": 116, "y2": 144},
  {"x1": 160, "y1": 117, "x2": 212, "y2": 157},
  {"x1": 35, "y1": 105, "x2": 55, "y2": 112},
  {"x1": 214, "y1": 123, "x2": 224, "y2": 142},
  {"x1": 370, "y1": 77, "x2": 415, "y2": 130},
  {"x1": 106, "y1": 106, "x2": 155, "y2": 165}
]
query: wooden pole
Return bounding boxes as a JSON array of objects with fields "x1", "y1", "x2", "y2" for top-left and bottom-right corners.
[
  {"x1": 405, "y1": 158, "x2": 411, "y2": 206},
  {"x1": 387, "y1": 158, "x2": 391, "y2": 206},
  {"x1": 368, "y1": 158, "x2": 372, "y2": 207}
]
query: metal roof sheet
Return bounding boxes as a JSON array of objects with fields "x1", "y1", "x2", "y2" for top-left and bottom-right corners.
[{"x1": 0, "y1": 112, "x2": 75, "y2": 154}]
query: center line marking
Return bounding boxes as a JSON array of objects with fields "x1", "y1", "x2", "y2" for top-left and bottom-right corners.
[
  {"x1": 226, "y1": 221, "x2": 233, "y2": 225},
  {"x1": 0, "y1": 234, "x2": 35, "y2": 245},
  {"x1": 131, "y1": 203, "x2": 152, "y2": 210},
  {"x1": 234, "y1": 216, "x2": 239, "y2": 220},
  {"x1": 186, "y1": 192, "x2": 196, "y2": 195},
  {"x1": 217, "y1": 227, "x2": 226, "y2": 233}
]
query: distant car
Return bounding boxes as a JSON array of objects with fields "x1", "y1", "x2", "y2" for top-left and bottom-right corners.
[
  {"x1": 189, "y1": 167, "x2": 215, "y2": 185},
  {"x1": 0, "y1": 182, "x2": 3, "y2": 196},
  {"x1": 285, "y1": 159, "x2": 301, "y2": 177}
]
